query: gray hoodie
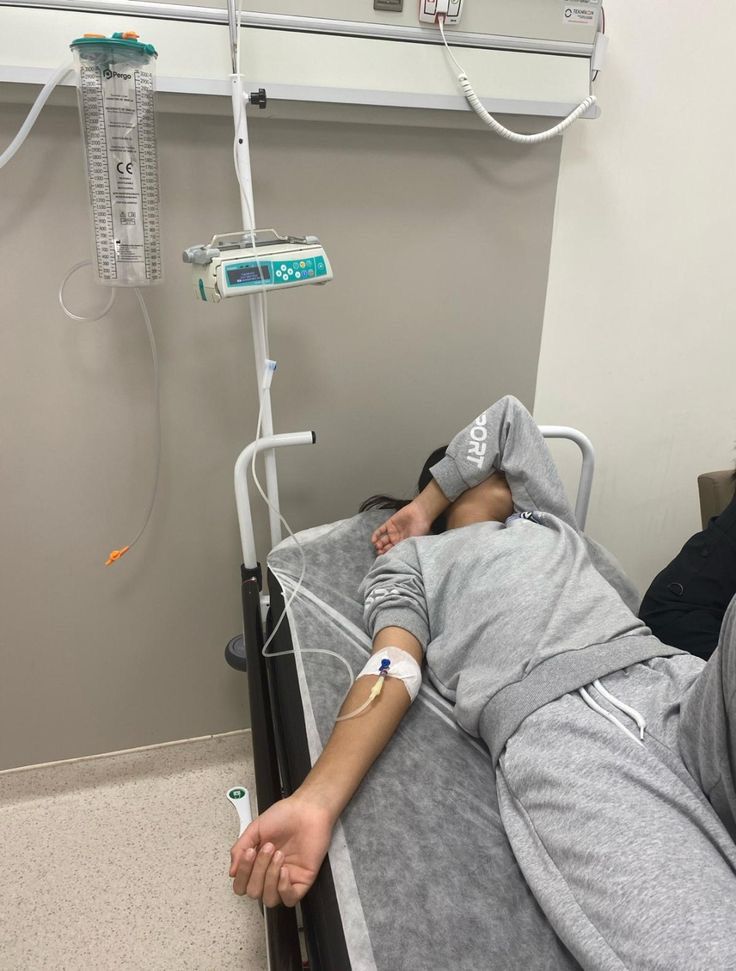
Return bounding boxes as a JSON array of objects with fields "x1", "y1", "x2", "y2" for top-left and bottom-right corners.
[{"x1": 361, "y1": 396, "x2": 681, "y2": 762}]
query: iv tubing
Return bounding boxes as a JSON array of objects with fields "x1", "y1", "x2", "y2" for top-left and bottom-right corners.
[
  {"x1": 234, "y1": 431, "x2": 314, "y2": 571},
  {"x1": 335, "y1": 679, "x2": 385, "y2": 722},
  {"x1": 0, "y1": 59, "x2": 162, "y2": 565},
  {"x1": 235, "y1": 421, "x2": 356, "y2": 701},
  {"x1": 247, "y1": 400, "x2": 355, "y2": 685},
  {"x1": 59, "y1": 260, "x2": 117, "y2": 321},
  {"x1": 124, "y1": 287, "x2": 162, "y2": 554},
  {"x1": 56, "y1": 261, "x2": 162, "y2": 564},
  {"x1": 437, "y1": 18, "x2": 596, "y2": 144},
  {"x1": 0, "y1": 62, "x2": 73, "y2": 169}
]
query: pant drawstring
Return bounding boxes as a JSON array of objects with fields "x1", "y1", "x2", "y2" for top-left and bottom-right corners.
[
  {"x1": 578, "y1": 684, "x2": 645, "y2": 747},
  {"x1": 592, "y1": 678, "x2": 646, "y2": 740}
]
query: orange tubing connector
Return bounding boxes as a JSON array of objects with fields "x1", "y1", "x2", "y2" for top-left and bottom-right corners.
[{"x1": 105, "y1": 545, "x2": 131, "y2": 566}]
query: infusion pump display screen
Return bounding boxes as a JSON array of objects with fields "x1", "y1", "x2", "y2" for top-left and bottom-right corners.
[
  {"x1": 226, "y1": 262, "x2": 271, "y2": 286},
  {"x1": 213, "y1": 250, "x2": 330, "y2": 299}
]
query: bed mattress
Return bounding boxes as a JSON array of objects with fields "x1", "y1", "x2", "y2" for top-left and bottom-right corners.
[{"x1": 267, "y1": 510, "x2": 580, "y2": 971}]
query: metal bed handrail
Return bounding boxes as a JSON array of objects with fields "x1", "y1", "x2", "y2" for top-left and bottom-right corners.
[
  {"x1": 234, "y1": 431, "x2": 316, "y2": 570},
  {"x1": 234, "y1": 423, "x2": 595, "y2": 571},
  {"x1": 538, "y1": 425, "x2": 595, "y2": 531}
]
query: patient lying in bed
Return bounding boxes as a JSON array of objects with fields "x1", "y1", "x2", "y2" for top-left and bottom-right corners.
[{"x1": 231, "y1": 396, "x2": 736, "y2": 971}]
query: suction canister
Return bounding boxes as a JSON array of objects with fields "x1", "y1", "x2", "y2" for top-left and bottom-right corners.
[{"x1": 71, "y1": 32, "x2": 162, "y2": 286}]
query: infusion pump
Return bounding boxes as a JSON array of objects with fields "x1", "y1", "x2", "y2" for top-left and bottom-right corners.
[{"x1": 183, "y1": 229, "x2": 333, "y2": 303}]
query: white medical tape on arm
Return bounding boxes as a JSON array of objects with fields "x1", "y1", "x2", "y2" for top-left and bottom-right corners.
[{"x1": 357, "y1": 646, "x2": 422, "y2": 702}]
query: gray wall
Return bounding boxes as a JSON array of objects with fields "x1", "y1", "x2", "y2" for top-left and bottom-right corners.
[{"x1": 0, "y1": 97, "x2": 560, "y2": 769}]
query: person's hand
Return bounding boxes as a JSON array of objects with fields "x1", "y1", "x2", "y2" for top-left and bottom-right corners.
[
  {"x1": 229, "y1": 792, "x2": 335, "y2": 907},
  {"x1": 371, "y1": 499, "x2": 433, "y2": 555}
]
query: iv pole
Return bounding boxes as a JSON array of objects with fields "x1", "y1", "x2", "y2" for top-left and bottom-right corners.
[{"x1": 227, "y1": 0, "x2": 282, "y2": 549}]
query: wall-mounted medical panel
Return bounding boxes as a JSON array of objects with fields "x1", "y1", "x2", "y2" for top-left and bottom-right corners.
[
  {"x1": 119, "y1": 0, "x2": 603, "y2": 48},
  {"x1": 0, "y1": 1, "x2": 600, "y2": 119}
]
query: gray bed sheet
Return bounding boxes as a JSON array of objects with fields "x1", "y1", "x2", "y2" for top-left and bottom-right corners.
[{"x1": 268, "y1": 511, "x2": 580, "y2": 971}]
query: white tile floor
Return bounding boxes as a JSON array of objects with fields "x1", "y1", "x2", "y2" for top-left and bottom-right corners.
[{"x1": 0, "y1": 732, "x2": 268, "y2": 970}]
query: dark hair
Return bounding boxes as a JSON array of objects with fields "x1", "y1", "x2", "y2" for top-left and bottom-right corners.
[{"x1": 359, "y1": 445, "x2": 450, "y2": 534}]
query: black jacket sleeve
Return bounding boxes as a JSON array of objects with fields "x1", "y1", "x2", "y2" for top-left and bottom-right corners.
[{"x1": 639, "y1": 493, "x2": 736, "y2": 661}]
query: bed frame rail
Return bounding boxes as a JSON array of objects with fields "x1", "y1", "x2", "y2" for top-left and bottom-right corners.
[
  {"x1": 539, "y1": 425, "x2": 595, "y2": 531},
  {"x1": 241, "y1": 568, "x2": 304, "y2": 970}
]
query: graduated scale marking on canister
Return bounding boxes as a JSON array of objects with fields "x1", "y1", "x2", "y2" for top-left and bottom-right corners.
[{"x1": 70, "y1": 31, "x2": 162, "y2": 287}]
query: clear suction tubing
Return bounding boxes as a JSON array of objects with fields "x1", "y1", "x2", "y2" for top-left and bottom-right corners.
[{"x1": 71, "y1": 32, "x2": 163, "y2": 287}]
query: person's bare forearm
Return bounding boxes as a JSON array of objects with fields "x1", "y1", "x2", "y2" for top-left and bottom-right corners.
[
  {"x1": 415, "y1": 477, "x2": 452, "y2": 519},
  {"x1": 295, "y1": 627, "x2": 422, "y2": 822},
  {"x1": 230, "y1": 629, "x2": 423, "y2": 905}
]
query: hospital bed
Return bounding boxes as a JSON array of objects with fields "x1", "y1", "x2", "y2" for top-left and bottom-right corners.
[{"x1": 236, "y1": 426, "x2": 595, "y2": 971}]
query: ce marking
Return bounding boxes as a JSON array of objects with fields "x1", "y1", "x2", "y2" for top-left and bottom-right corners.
[{"x1": 116, "y1": 162, "x2": 134, "y2": 175}]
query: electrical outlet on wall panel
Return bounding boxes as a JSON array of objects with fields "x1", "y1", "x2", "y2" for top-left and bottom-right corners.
[{"x1": 418, "y1": 0, "x2": 463, "y2": 26}]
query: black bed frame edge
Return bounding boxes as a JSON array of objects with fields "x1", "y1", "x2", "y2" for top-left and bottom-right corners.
[{"x1": 241, "y1": 564, "x2": 352, "y2": 971}]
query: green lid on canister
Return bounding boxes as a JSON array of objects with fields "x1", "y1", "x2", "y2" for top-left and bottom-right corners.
[{"x1": 70, "y1": 31, "x2": 157, "y2": 57}]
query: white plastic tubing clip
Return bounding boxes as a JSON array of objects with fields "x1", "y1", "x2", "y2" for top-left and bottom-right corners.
[{"x1": 262, "y1": 359, "x2": 277, "y2": 390}]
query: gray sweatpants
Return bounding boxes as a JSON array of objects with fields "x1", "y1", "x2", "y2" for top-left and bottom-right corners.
[{"x1": 494, "y1": 599, "x2": 736, "y2": 970}]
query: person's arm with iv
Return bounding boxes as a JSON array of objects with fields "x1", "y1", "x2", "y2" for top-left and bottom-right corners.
[
  {"x1": 231, "y1": 545, "x2": 429, "y2": 906},
  {"x1": 229, "y1": 626, "x2": 422, "y2": 906}
]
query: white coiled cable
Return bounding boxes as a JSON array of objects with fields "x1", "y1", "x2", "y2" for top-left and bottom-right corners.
[
  {"x1": 438, "y1": 18, "x2": 596, "y2": 145},
  {"x1": 458, "y1": 74, "x2": 596, "y2": 144}
]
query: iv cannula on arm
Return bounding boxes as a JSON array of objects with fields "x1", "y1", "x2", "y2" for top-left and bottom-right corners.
[{"x1": 229, "y1": 626, "x2": 423, "y2": 907}]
